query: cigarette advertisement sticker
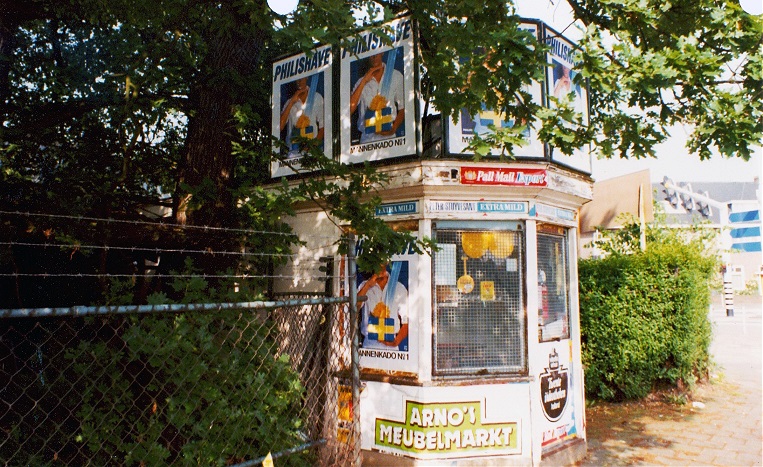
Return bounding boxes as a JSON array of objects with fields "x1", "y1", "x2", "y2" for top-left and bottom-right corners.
[
  {"x1": 426, "y1": 201, "x2": 528, "y2": 215},
  {"x1": 460, "y1": 167, "x2": 547, "y2": 187},
  {"x1": 375, "y1": 201, "x2": 419, "y2": 216},
  {"x1": 530, "y1": 203, "x2": 577, "y2": 222}
]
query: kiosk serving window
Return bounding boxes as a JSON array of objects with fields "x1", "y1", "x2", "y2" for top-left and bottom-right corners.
[
  {"x1": 537, "y1": 224, "x2": 570, "y2": 342},
  {"x1": 433, "y1": 223, "x2": 526, "y2": 376}
]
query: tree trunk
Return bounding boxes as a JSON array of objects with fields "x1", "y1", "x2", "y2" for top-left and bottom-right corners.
[{"x1": 176, "y1": 1, "x2": 269, "y2": 229}]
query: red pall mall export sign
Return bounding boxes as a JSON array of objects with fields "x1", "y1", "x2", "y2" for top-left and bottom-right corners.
[{"x1": 460, "y1": 167, "x2": 548, "y2": 187}]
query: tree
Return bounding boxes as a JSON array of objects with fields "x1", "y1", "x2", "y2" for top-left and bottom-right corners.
[
  {"x1": 567, "y1": 0, "x2": 762, "y2": 160},
  {"x1": 0, "y1": 0, "x2": 760, "y2": 304}
]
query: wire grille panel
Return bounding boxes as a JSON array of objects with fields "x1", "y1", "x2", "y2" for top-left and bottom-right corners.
[
  {"x1": 433, "y1": 229, "x2": 526, "y2": 376},
  {"x1": 537, "y1": 227, "x2": 570, "y2": 342}
]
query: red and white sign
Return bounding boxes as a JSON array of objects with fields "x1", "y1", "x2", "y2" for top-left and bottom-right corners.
[{"x1": 460, "y1": 167, "x2": 548, "y2": 187}]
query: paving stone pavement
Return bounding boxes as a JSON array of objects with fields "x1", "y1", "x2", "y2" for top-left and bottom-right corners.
[{"x1": 577, "y1": 294, "x2": 762, "y2": 466}]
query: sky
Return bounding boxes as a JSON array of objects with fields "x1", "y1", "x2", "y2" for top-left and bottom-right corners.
[{"x1": 515, "y1": 0, "x2": 763, "y2": 185}]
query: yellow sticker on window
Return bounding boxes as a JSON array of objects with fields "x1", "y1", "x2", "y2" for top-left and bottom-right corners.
[{"x1": 480, "y1": 281, "x2": 495, "y2": 301}]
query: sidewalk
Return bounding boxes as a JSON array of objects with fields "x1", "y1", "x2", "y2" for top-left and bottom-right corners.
[{"x1": 578, "y1": 294, "x2": 762, "y2": 466}]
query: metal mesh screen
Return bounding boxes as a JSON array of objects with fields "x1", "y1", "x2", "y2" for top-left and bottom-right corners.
[
  {"x1": 537, "y1": 226, "x2": 570, "y2": 342},
  {"x1": 433, "y1": 229, "x2": 526, "y2": 376},
  {"x1": 0, "y1": 301, "x2": 357, "y2": 466}
]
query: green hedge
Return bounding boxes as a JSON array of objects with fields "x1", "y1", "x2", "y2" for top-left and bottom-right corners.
[{"x1": 579, "y1": 221, "x2": 716, "y2": 401}]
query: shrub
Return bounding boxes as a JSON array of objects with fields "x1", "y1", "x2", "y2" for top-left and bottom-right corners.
[
  {"x1": 67, "y1": 261, "x2": 309, "y2": 465},
  {"x1": 579, "y1": 215, "x2": 716, "y2": 401}
]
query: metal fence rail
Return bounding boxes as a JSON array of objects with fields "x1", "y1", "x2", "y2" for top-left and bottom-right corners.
[{"x1": 1, "y1": 298, "x2": 358, "y2": 466}]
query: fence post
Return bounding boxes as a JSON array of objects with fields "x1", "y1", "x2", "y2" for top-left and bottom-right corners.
[{"x1": 347, "y1": 233, "x2": 361, "y2": 467}]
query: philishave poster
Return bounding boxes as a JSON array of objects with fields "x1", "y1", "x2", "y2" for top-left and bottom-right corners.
[
  {"x1": 446, "y1": 22, "x2": 545, "y2": 160},
  {"x1": 340, "y1": 16, "x2": 417, "y2": 164},
  {"x1": 354, "y1": 235, "x2": 420, "y2": 375},
  {"x1": 271, "y1": 44, "x2": 333, "y2": 177},
  {"x1": 544, "y1": 26, "x2": 591, "y2": 174}
]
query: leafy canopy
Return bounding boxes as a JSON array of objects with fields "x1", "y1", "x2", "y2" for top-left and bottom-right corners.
[
  {"x1": 291, "y1": 0, "x2": 761, "y2": 160},
  {"x1": 568, "y1": 0, "x2": 762, "y2": 160},
  {"x1": 0, "y1": 0, "x2": 759, "y2": 284}
]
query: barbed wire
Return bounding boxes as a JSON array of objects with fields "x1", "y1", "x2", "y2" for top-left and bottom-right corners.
[
  {"x1": 0, "y1": 211, "x2": 350, "y2": 295},
  {"x1": 0, "y1": 241, "x2": 340, "y2": 261},
  {"x1": 1, "y1": 297, "x2": 353, "y2": 319},
  {"x1": 0, "y1": 272, "x2": 342, "y2": 280},
  {"x1": 0, "y1": 209, "x2": 346, "y2": 241}
]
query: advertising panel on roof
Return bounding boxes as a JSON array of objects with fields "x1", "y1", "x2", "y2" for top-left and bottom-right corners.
[
  {"x1": 271, "y1": 44, "x2": 333, "y2": 177},
  {"x1": 445, "y1": 22, "x2": 545, "y2": 160},
  {"x1": 544, "y1": 26, "x2": 591, "y2": 174},
  {"x1": 339, "y1": 16, "x2": 418, "y2": 164}
]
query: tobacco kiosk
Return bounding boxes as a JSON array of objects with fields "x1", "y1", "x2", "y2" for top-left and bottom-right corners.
[{"x1": 270, "y1": 16, "x2": 592, "y2": 466}]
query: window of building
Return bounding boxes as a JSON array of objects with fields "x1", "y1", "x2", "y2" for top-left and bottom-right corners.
[
  {"x1": 537, "y1": 225, "x2": 570, "y2": 342},
  {"x1": 433, "y1": 224, "x2": 526, "y2": 376}
]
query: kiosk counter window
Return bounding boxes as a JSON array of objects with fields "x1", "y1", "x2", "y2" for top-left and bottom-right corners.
[
  {"x1": 433, "y1": 223, "x2": 526, "y2": 377},
  {"x1": 537, "y1": 224, "x2": 570, "y2": 342}
]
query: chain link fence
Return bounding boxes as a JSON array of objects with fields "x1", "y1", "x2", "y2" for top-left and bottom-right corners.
[{"x1": 1, "y1": 297, "x2": 359, "y2": 466}]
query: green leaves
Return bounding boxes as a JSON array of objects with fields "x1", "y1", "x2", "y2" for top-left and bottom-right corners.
[
  {"x1": 69, "y1": 270, "x2": 309, "y2": 465},
  {"x1": 279, "y1": 143, "x2": 433, "y2": 272},
  {"x1": 573, "y1": 0, "x2": 762, "y2": 161},
  {"x1": 412, "y1": 2, "x2": 546, "y2": 129},
  {"x1": 466, "y1": 122, "x2": 528, "y2": 160}
]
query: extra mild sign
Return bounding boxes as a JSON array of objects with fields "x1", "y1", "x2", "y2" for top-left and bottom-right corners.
[{"x1": 460, "y1": 167, "x2": 548, "y2": 187}]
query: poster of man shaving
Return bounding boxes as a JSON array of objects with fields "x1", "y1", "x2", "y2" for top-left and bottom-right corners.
[
  {"x1": 544, "y1": 26, "x2": 591, "y2": 174},
  {"x1": 445, "y1": 22, "x2": 545, "y2": 160},
  {"x1": 358, "y1": 260, "x2": 410, "y2": 353},
  {"x1": 271, "y1": 44, "x2": 333, "y2": 177},
  {"x1": 339, "y1": 16, "x2": 417, "y2": 164},
  {"x1": 346, "y1": 234, "x2": 421, "y2": 375}
]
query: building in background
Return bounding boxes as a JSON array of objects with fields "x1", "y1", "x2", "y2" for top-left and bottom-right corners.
[
  {"x1": 580, "y1": 171, "x2": 762, "y2": 291},
  {"x1": 654, "y1": 178, "x2": 761, "y2": 290},
  {"x1": 578, "y1": 170, "x2": 653, "y2": 259}
]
